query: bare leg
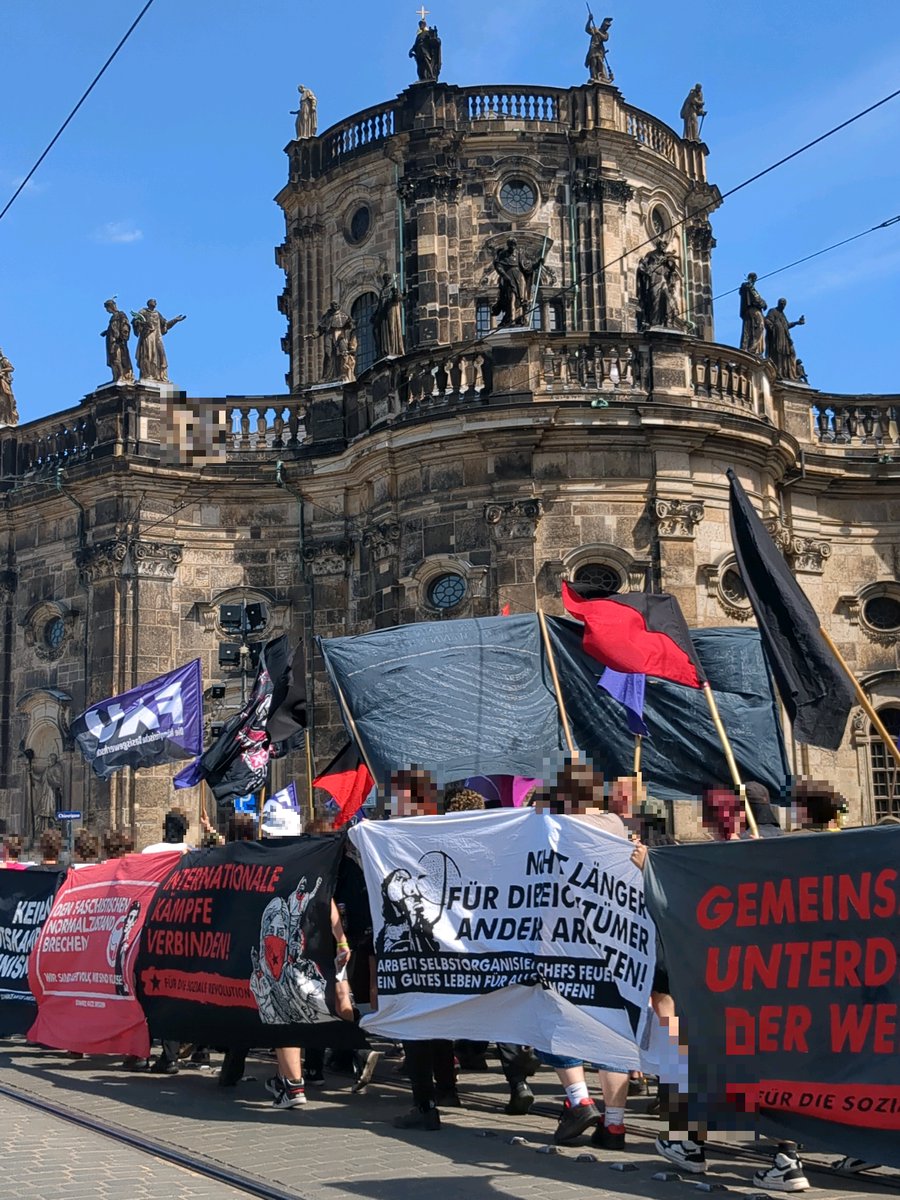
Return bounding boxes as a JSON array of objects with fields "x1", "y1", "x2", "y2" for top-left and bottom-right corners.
[{"x1": 275, "y1": 1046, "x2": 302, "y2": 1082}]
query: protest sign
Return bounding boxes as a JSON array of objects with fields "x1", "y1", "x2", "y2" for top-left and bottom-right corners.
[
  {"x1": 350, "y1": 809, "x2": 654, "y2": 1070},
  {"x1": 0, "y1": 869, "x2": 63, "y2": 1035},
  {"x1": 135, "y1": 839, "x2": 365, "y2": 1050},
  {"x1": 645, "y1": 827, "x2": 900, "y2": 1168},
  {"x1": 28, "y1": 853, "x2": 181, "y2": 1056}
]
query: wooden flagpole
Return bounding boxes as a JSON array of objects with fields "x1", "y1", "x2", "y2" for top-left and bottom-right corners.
[
  {"x1": 633, "y1": 733, "x2": 644, "y2": 803},
  {"x1": 818, "y1": 625, "x2": 900, "y2": 770},
  {"x1": 537, "y1": 608, "x2": 577, "y2": 756},
  {"x1": 701, "y1": 682, "x2": 759, "y2": 839},
  {"x1": 332, "y1": 676, "x2": 379, "y2": 786},
  {"x1": 304, "y1": 728, "x2": 316, "y2": 824}
]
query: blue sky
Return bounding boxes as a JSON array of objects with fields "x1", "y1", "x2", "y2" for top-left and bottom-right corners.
[{"x1": 2, "y1": 1, "x2": 899, "y2": 422}]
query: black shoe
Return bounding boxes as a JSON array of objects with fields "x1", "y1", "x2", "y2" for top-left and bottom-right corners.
[
  {"x1": 506, "y1": 1082, "x2": 535, "y2": 1115},
  {"x1": 121, "y1": 1055, "x2": 149, "y2": 1072},
  {"x1": 352, "y1": 1049, "x2": 381, "y2": 1093},
  {"x1": 189, "y1": 1049, "x2": 211, "y2": 1068},
  {"x1": 592, "y1": 1121, "x2": 626, "y2": 1150},
  {"x1": 554, "y1": 1099, "x2": 601, "y2": 1144},
  {"x1": 150, "y1": 1056, "x2": 178, "y2": 1075},
  {"x1": 305, "y1": 1068, "x2": 326, "y2": 1088},
  {"x1": 434, "y1": 1087, "x2": 462, "y2": 1108},
  {"x1": 393, "y1": 1105, "x2": 441, "y2": 1130}
]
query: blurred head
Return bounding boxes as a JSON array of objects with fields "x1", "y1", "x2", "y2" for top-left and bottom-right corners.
[
  {"x1": 793, "y1": 778, "x2": 847, "y2": 830},
  {"x1": 701, "y1": 788, "x2": 746, "y2": 840},
  {"x1": 73, "y1": 830, "x2": 100, "y2": 862},
  {"x1": 103, "y1": 828, "x2": 134, "y2": 859},
  {"x1": 163, "y1": 807, "x2": 189, "y2": 844},
  {"x1": 552, "y1": 761, "x2": 605, "y2": 815},
  {"x1": 609, "y1": 776, "x2": 640, "y2": 819},
  {"x1": 3, "y1": 835, "x2": 22, "y2": 861},
  {"x1": 40, "y1": 828, "x2": 63, "y2": 862},
  {"x1": 390, "y1": 767, "x2": 439, "y2": 817},
  {"x1": 226, "y1": 813, "x2": 256, "y2": 843}
]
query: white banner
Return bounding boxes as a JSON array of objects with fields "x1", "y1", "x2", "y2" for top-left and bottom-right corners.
[{"x1": 350, "y1": 808, "x2": 655, "y2": 1071}]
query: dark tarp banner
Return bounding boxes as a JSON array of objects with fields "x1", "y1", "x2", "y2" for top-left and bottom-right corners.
[
  {"x1": 546, "y1": 620, "x2": 790, "y2": 799},
  {"x1": 71, "y1": 661, "x2": 203, "y2": 780},
  {"x1": 320, "y1": 615, "x2": 789, "y2": 798},
  {"x1": 320, "y1": 614, "x2": 564, "y2": 785},
  {"x1": 135, "y1": 839, "x2": 366, "y2": 1050},
  {"x1": 644, "y1": 827, "x2": 900, "y2": 1168},
  {"x1": 0, "y1": 869, "x2": 64, "y2": 1035}
]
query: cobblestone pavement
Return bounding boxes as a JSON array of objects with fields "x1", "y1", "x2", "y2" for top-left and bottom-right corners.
[
  {"x1": 1, "y1": 1041, "x2": 896, "y2": 1200},
  {"x1": 0, "y1": 1091, "x2": 249, "y2": 1199}
]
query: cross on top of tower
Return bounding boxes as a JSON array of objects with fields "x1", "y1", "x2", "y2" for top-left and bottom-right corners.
[{"x1": 416, "y1": 6, "x2": 430, "y2": 22}]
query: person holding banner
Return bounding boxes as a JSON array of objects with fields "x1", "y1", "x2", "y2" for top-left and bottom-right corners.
[{"x1": 536, "y1": 762, "x2": 633, "y2": 1151}]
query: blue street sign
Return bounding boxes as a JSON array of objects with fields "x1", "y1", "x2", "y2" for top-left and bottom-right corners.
[{"x1": 56, "y1": 810, "x2": 82, "y2": 821}]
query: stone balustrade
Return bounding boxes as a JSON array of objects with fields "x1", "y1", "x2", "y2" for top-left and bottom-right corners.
[
  {"x1": 534, "y1": 338, "x2": 649, "y2": 394},
  {"x1": 0, "y1": 409, "x2": 97, "y2": 478},
  {"x1": 291, "y1": 83, "x2": 701, "y2": 182},
  {"x1": 225, "y1": 401, "x2": 307, "y2": 452},
  {"x1": 813, "y1": 397, "x2": 900, "y2": 446},
  {"x1": 463, "y1": 87, "x2": 564, "y2": 125},
  {"x1": 690, "y1": 346, "x2": 761, "y2": 413}
]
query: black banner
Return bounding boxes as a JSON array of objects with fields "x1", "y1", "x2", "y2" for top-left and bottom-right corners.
[
  {"x1": 135, "y1": 839, "x2": 365, "y2": 1049},
  {"x1": 645, "y1": 827, "x2": 900, "y2": 1168},
  {"x1": 0, "y1": 869, "x2": 64, "y2": 1035}
]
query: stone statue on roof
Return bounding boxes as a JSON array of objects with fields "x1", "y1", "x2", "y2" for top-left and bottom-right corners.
[
  {"x1": 585, "y1": 12, "x2": 614, "y2": 83},
  {"x1": 409, "y1": 15, "x2": 442, "y2": 83}
]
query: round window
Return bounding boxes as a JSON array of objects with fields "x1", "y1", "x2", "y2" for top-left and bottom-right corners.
[
  {"x1": 864, "y1": 595, "x2": 900, "y2": 632},
  {"x1": 721, "y1": 567, "x2": 748, "y2": 606},
  {"x1": 499, "y1": 178, "x2": 537, "y2": 216},
  {"x1": 428, "y1": 574, "x2": 466, "y2": 610},
  {"x1": 44, "y1": 616, "x2": 66, "y2": 651},
  {"x1": 573, "y1": 562, "x2": 622, "y2": 597},
  {"x1": 347, "y1": 205, "x2": 371, "y2": 245}
]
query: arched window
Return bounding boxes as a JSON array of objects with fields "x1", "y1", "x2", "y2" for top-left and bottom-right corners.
[
  {"x1": 351, "y1": 293, "x2": 378, "y2": 376},
  {"x1": 866, "y1": 707, "x2": 900, "y2": 820},
  {"x1": 475, "y1": 299, "x2": 493, "y2": 339},
  {"x1": 572, "y1": 561, "x2": 624, "y2": 598}
]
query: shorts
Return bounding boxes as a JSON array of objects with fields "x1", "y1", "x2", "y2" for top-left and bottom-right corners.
[{"x1": 536, "y1": 1050, "x2": 618, "y2": 1071}]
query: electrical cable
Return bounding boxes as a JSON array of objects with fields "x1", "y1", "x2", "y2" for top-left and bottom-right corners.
[
  {"x1": 541, "y1": 84, "x2": 900, "y2": 301},
  {"x1": 714, "y1": 215, "x2": 900, "y2": 299},
  {"x1": 0, "y1": 0, "x2": 158, "y2": 225}
]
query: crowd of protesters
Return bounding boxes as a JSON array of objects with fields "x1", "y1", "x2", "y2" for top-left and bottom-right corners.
[{"x1": 0, "y1": 769, "x2": 887, "y2": 1191}]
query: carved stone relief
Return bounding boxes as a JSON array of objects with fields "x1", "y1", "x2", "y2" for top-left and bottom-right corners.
[
  {"x1": 651, "y1": 498, "x2": 705, "y2": 538},
  {"x1": 483, "y1": 499, "x2": 544, "y2": 540}
]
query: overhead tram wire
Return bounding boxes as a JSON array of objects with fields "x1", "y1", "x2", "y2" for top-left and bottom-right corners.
[
  {"x1": 534, "y1": 84, "x2": 900, "y2": 306},
  {"x1": 0, "y1": 0, "x2": 158, "y2": 225},
  {"x1": 714, "y1": 215, "x2": 900, "y2": 300}
]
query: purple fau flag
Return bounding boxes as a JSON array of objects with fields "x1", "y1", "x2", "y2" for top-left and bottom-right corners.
[
  {"x1": 71, "y1": 660, "x2": 203, "y2": 780},
  {"x1": 599, "y1": 668, "x2": 649, "y2": 737}
]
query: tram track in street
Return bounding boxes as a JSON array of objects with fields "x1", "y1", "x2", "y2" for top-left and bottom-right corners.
[{"x1": 0, "y1": 1079, "x2": 308, "y2": 1200}]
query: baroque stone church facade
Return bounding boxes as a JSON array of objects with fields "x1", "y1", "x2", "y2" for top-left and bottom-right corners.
[{"x1": 1, "y1": 32, "x2": 898, "y2": 845}]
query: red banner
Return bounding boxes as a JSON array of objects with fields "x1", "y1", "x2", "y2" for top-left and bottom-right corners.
[{"x1": 28, "y1": 852, "x2": 181, "y2": 1057}]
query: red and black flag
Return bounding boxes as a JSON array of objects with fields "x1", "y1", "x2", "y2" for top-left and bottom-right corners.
[
  {"x1": 562, "y1": 581, "x2": 705, "y2": 688},
  {"x1": 727, "y1": 468, "x2": 853, "y2": 750},
  {"x1": 313, "y1": 742, "x2": 374, "y2": 827}
]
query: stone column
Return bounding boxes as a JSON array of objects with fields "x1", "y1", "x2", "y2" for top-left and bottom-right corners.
[{"x1": 649, "y1": 497, "x2": 705, "y2": 621}]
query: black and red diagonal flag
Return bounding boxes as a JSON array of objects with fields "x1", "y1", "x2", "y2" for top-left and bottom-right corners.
[
  {"x1": 727, "y1": 468, "x2": 853, "y2": 750},
  {"x1": 313, "y1": 741, "x2": 374, "y2": 827},
  {"x1": 562, "y1": 581, "x2": 705, "y2": 688}
]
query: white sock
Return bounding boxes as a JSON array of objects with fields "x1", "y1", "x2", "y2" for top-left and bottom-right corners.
[
  {"x1": 605, "y1": 1105, "x2": 625, "y2": 1126},
  {"x1": 565, "y1": 1081, "x2": 590, "y2": 1105}
]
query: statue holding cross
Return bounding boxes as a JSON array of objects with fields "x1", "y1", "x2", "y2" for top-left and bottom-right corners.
[{"x1": 409, "y1": 8, "x2": 442, "y2": 83}]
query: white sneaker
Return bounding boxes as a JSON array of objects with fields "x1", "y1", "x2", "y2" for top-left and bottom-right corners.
[
  {"x1": 655, "y1": 1136, "x2": 707, "y2": 1173},
  {"x1": 753, "y1": 1152, "x2": 810, "y2": 1192},
  {"x1": 831, "y1": 1156, "x2": 879, "y2": 1175},
  {"x1": 272, "y1": 1077, "x2": 307, "y2": 1109}
]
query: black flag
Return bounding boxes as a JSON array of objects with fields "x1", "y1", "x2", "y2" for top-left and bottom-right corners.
[
  {"x1": 174, "y1": 636, "x2": 294, "y2": 804},
  {"x1": 727, "y1": 468, "x2": 853, "y2": 750},
  {"x1": 266, "y1": 640, "x2": 307, "y2": 743}
]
